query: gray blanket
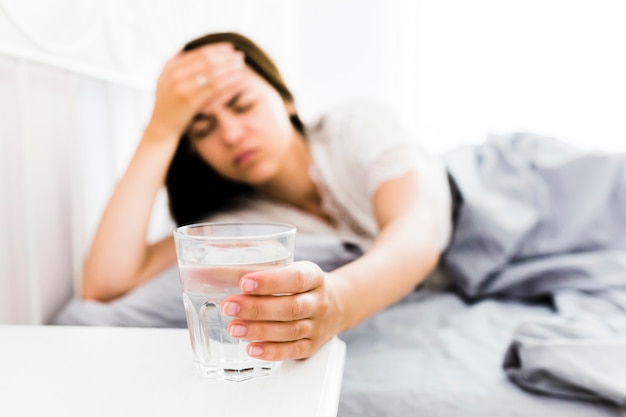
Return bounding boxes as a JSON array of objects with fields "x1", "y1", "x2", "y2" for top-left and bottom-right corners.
[
  {"x1": 443, "y1": 133, "x2": 626, "y2": 407},
  {"x1": 503, "y1": 289, "x2": 626, "y2": 406},
  {"x1": 338, "y1": 289, "x2": 626, "y2": 417}
]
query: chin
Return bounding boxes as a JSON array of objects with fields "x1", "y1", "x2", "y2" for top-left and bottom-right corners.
[{"x1": 239, "y1": 168, "x2": 274, "y2": 186}]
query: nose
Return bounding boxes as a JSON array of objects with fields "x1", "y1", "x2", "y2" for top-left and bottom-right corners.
[{"x1": 218, "y1": 114, "x2": 245, "y2": 146}]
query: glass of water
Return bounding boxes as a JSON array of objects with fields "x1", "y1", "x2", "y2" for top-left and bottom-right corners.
[{"x1": 173, "y1": 222, "x2": 296, "y2": 382}]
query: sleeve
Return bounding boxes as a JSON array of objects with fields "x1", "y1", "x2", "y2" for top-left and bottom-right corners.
[
  {"x1": 323, "y1": 100, "x2": 443, "y2": 198},
  {"x1": 311, "y1": 100, "x2": 453, "y2": 250}
]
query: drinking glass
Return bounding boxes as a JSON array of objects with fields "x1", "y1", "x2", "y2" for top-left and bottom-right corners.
[{"x1": 173, "y1": 222, "x2": 296, "y2": 382}]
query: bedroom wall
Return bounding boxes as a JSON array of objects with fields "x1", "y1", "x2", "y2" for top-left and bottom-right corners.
[{"x1": 1, "y1": 0, "x2": 625, "y2": 324}]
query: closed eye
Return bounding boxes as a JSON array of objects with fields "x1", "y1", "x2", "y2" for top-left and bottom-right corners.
[
  {"x1": 227, "y1": 90, "x2": 255, "y2": 114},
  {"x1": 232, "y1": 102, "x2": 255, "y2": 114},
  {"x1": 188, "y1": 113, "x2": 216, "y2": 140}
]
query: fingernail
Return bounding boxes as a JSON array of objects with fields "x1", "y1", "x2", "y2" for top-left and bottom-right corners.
[
  {"x1": 241, "y1": 278, "x2": 257, "y2": 293},
  {"x1": 248, "y1": 345, "x2": 264, "y2": 357},
  {"x1": 229, "y1": 324, "x2": 247, "y2": 337},
  {"x1": 222, "y1": 301, "x2": 240, "y2": 316}
]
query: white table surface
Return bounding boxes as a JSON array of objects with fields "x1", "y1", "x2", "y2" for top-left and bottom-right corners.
[{"x1": 0, "y1": 325, "x2": 346, "y2": 417}]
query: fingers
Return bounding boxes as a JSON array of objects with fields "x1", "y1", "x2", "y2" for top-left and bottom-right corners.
[
  {"x1": 223, "y1": 291, "x2": 322, "y2": 322},
  {"x1": 239, "y1": 261, "x2": 324, "y2": 296},
  {"x1": 221, "y1": 261, "x2": 335, "y2": 361},
  {"x1": 246, "y1": 339, "x2": 320, "y2": 361},
  {"x1": 168, "y1": 42, "x2": 240, "y2": 74},
  {"x1": 227, "y1": 320, "x2": 323, "y2": 361},
  {"x1": 150, "y1": 43, "x2": 245, "y2": 134},
  {"x1": 228, "y1": 318, "x2": 314, "y2": 343},
  {"x1": 195, "y1": 65, "x2": 244, "y2": 110},
  {"x1": 167, "y1": 46, "x2": 245, "y2": 103}
]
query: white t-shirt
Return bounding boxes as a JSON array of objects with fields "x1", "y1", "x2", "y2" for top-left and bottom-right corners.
[{"x1": 305, "y1": 100, "x2": 453, "y2": 251}]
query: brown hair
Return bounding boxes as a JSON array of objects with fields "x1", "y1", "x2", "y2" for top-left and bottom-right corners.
[{"x1": 165, "y1": 32, "x2": 304, "y2": 226}]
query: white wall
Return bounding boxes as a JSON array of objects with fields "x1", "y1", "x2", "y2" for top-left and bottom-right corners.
[
  {"x1": 410, "y1": 0, "x2": 626, "y2": 153},
  {"x1": 1, "y1": 0, "x2": 625, "y2": 324}
]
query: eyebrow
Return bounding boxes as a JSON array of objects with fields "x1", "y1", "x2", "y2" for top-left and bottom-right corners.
[
  {"x1": 190, "y1": 89, "x2": 247, "y2": 123},
  {"x1": 191, "y1": 113, "x2": 213, "y2": 123}
]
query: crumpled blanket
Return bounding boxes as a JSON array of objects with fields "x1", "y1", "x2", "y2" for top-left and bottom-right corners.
[
  {"x1": 338, "y1": 289, "x2": 624, "y2": 417},
  {"x1": 443, "y1": 132, "x2": 626, "y2": 407},
  {"x1": 503, "y1": 288, "x2": 626, "y2": 407}
]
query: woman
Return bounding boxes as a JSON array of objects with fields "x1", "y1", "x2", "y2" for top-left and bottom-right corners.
[
  {"x1": 81, "y1": 31, "x2": 451, "y2": 361},
  {"x1": 81, "y1": 32, "x2": 626, "y2": 362}
]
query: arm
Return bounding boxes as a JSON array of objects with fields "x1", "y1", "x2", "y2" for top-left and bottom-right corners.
[
  {"x1": 82, "y1": 44, "x2": 245, "y2": 301},
  {"x1": 330, "y1": 171, "x2": 441, "y2": 329},
  {"x1": 223, "y1": 170, "x2": 442, "y2": 360},
  {"x1": 81, "y1": 132, "x2": 180, "y2": 301}
]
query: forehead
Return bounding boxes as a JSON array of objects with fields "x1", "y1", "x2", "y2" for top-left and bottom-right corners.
[
  {"x1": 239, "y1": 65, "x2": 270, "y2": 88},
  {"x1": 200, "y1": 67, "x2": 276, "y2": 111}
]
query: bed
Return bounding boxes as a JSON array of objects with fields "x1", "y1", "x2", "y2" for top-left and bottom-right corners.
[
  {"x1": 53, "y1": 234, "x2": 626, "y2": 417},
  {"x1": 338, "y1": 287, "x2": 625, "y2": 416},
  {"x1": 53, "y1": 134, "x2": 626, "y2": 416}
]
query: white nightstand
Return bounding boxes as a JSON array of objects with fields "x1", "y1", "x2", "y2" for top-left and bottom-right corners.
[{"x1": 0, "y1": 325, "x2": 345, "y2": 417}]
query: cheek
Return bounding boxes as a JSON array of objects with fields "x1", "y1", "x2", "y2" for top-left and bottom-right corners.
[
  {"x1": 195, "y1": 142, "x2": 224, "y2": 169},
  {"x1": 262, "y1": 101, "x2": 294, "y2": 136}
]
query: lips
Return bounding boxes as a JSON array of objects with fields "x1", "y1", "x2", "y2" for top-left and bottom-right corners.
[{"x1": 233, "y1": 149, "x2": 257, "y2": 167}]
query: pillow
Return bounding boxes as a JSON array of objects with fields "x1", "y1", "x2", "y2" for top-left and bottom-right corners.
[{"x1": 51, "y1": 233, "x2": 363, "y2": 327}]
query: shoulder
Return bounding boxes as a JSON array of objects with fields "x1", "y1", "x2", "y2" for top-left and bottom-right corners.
[{"x1": 305, "y1": 99, "x2": 411, "y2": 154}]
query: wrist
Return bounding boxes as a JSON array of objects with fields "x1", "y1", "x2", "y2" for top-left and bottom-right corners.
[
  {"x1": 125, "y1": 125, "x2": 183, "y2": 184},
  {"x1": 142, "y1": 120, "x2": 183, "y2": 145},
  {"x1": 326, "y1": 272, "x2": 356, "y2": 333}
]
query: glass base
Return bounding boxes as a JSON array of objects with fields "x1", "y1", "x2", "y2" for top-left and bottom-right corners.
[{"x1": 197, "y1": 360, "x2": 278, "y2": 382}]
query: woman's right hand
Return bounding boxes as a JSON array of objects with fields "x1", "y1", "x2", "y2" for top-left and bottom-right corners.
[
  {"x1": 83, "y1": 43, "x2": 246, "y2": 302},
  {"x1": 146, "y1": 43, "x2": 245, "y2": 140}
]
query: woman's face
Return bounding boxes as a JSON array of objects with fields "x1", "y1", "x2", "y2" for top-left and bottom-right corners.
[{"x1": 186, "y1": 66, "x2": 299, "y2": 186}]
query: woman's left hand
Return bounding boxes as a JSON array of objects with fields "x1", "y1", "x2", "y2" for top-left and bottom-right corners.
[{"x1": 221, "y1": 261, "x2": 346, "y2": 361}]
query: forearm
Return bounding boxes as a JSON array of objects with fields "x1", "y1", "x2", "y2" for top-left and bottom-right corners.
[
  {"x1": 82, "y1": 126, "x2": 180, "y2": 301},
  {"x1": 331, "y1": 214, "x2": 440, "y2": 331}
]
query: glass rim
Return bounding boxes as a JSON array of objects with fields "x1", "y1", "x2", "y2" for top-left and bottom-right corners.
[{"x1": 173, "y1": 221, "x2": 296, "y2": 241}]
